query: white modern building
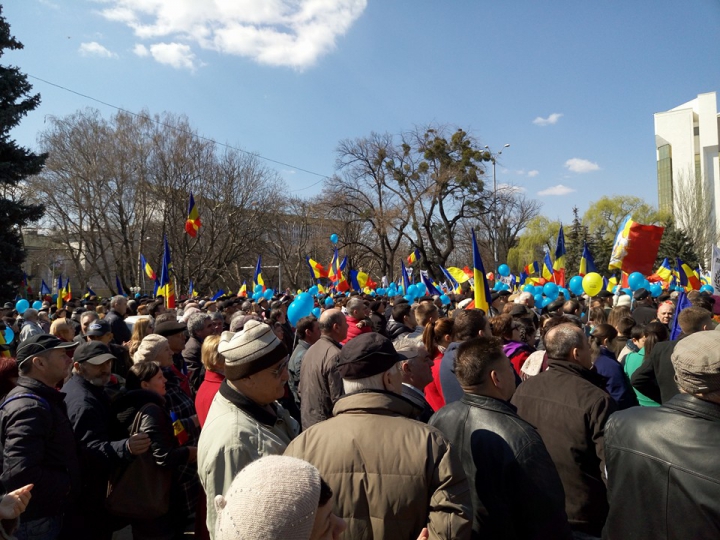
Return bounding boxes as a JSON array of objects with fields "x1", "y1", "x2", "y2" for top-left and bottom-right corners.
[{"x1": 654, "y1": 92, "x2": 720, "y2": 228}]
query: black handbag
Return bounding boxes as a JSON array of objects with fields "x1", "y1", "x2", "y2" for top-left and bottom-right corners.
[{"x1": 106, "y1": 403, "x2": 173, "y2": 519}]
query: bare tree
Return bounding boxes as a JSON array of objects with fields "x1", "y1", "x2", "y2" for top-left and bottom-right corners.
[{"x1": 673, "y1": 168, "x2": 717, "y2": 267}]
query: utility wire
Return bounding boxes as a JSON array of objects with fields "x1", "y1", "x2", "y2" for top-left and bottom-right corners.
[{"x1": 28, "y1": 74, "x2": 329, "y2": 192}]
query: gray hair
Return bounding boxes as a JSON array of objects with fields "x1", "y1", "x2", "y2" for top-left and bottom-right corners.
[
  {"x1": 342, "y1": 364, "x2": 399, "y2": 394},
  {"x1": 187, "y1": 312, "x2": 211, "y2": 337},
  {"x1": 110, "y1": 296, "x2": 126, "y2": 308},
  {"x1": 346, "y1": 298, "x2": 366, "y2": 317},
  {"x1": 515, "y1": 292, "x2": 533, "y2": 304},
  {"x1": 133, "y1": 334, "x2": 169, "y2": 364},
  {"x1": 23, "y1": 308, "x2": 38, "y2": 320},
  {"x1": 545, "y1": 324, "x2": 585, "y2": 361},
  {"x1": 81, "y1": 311, "x2": 99, "y2": 325},
  {"x1": 393, "y1": 337, "x2": 421, "y2": 356}
]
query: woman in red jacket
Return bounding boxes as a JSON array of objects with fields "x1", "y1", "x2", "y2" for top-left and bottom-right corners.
[{"x1": 422, "y1": 317, "x2": 454, "y2": 411}]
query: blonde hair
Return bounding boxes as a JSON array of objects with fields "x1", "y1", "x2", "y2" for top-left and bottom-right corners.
[
  {"x1": 50, "y1": 318, "x2": 73, "y2": 340},
  {"x1": 201, "y1": 334, "x2": 224, "y2": 372},
  {"x1": 129, "y1": 318, "x2": 153, "y2": 357}
]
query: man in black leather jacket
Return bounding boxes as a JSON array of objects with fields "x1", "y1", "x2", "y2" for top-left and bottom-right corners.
[
  {"x1": 430, "y1": 336, "x2": 571, "y2": 540},
  {"x1": 603, "y1": 330, "x2": 720, "y2": 540}
]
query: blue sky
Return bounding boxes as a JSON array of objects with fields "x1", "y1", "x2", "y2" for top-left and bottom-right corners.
[{"x1": 5, "y1": 0, "x2": 720, "y2": 224}]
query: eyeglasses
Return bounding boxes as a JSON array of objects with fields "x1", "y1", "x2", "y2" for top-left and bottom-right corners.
[{"x1": 269, "y1": 357, "x2": 290, "y2": 378}]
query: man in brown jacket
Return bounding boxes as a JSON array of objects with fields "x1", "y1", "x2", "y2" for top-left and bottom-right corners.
[
  {"x1": 298, "y1": 309, "x2": 348, "y2": 429},
  {"x1": 285, "y1": 333, "x2": 472, "y2": 540},
  {"x1": 511, "y1": 324, "x2": 616, "y2": 539}
]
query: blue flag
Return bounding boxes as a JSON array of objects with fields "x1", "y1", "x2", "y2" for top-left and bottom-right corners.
[
  {"x1": 116, "y1": 276, "x2": 125, "y2": 296},
  {"x1": 211, "y1": 289, "x2": 225, "y2": 301},
  {"x1": 670, "y1": 292, "x2": 692, "y2": 340},
  {"x1": 40, "y1": 279, "x2": 51, "y2": 296}
]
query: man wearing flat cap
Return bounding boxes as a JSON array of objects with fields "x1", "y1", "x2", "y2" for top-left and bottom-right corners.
[
  {"x1": 61, "y1": 342, "x2": 151, "y2": 538},
  {"x1": 631, "y1": 287, "x2": 656, "y2": 326},
  {"x1": 0, "y1": 335, "x2": 79, "y2": 539},
  {"x1": 603, "y1": 330, "x2": 720, "y2": 540},
  {"x1": 285, "y1": 332, "x2": 472, "y2": 540}
]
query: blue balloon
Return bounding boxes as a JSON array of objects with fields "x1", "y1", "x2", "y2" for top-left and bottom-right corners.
[
  {"x1": 263, "y1": 288, "x2": 274, "y2": 300},
  {"x1": 308, "y1": 285, "x2": 319, "y2": 296},
  {"x1": 534, "y1": 294, "x2": 544, "y2": 306},
  {"x1": 628, "y1": 272, "x2": 645, "y2": 291},
  {"x1": 534, "y1": 286, "x2": 544, "y2": 295},
  {"x1": 559, "y1": 287, "x2": 570, "y2": 299},
  {"x1": 404, "y1": 295, "x2": 414, "y2": 303},
  {"x1": 498, "y1": 283, "x2": 510, "y2": 291},
  {"x1": 252, "y1": 292, "x2": 261, "y2": 301},
  {"x1": 15, "y1": 299, "x2": 29, "y2": 314},
  {"x1": 569, "y1": 275, "x2": 584, "y2": 296},
  {"x1": 701, "y1": 284, "x2": 714, "y2": 294},
  {"x1": 254, "y1": 284, "x2": 263, "y2": 293},
  {"x1": 543, "y1": 282, "x2": 559, "y2": 301},
  {"x1": 288, "y1": 297, "x2": 314, "y2": 326},
  {"x1": 649, "y1": 283, "x2": 663, "y2": 297},
  {"x1": 330, "y1": 234, "x2": 339, "y2": 244},
  {"x1": 4, "y1": 327, "x2": 13, "y2": 344},
  {"x1": 407, "y1": 284, "x2": 417, "y2": 296},
  {"x1": 440, "y1": 294, "x2": 451, "y2": 306},
  {"x1": 370, "y1": 290, "x2": 376, "y2": 297},
  {"x1": 311, "y1": 307, "x2": 321, "y2": 318},
  {"x1": 498, "y1": 264, "x2": 510, "y2": 277},
  {"x1": 622, "y1": 288, "x2": 633, "y2": 296},
  {"x1": 32, "y1": 300, "x2": 42, "y2": 310},
  {"x1": 415, "y1": 283, "x2": 426, "y2": 296},
  {"x1": 523, "y1": 284, "x2": 534, "y2": 293},
  {"x1": 541, "y1": 297, "x2": 552, "y2": 308},
  {"x1": 324, "y1": 297, "x2": 335, "y2": 307}
]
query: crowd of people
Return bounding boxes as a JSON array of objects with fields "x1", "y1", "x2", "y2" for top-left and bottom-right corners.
[{"x1": 0, "y1": 282, "x2": 718, "y2": 539}]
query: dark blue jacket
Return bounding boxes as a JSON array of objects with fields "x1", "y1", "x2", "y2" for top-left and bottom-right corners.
[
  {"x1": 0, "y1": 377, "x2": 81, "y2": 521},
  {"x1": 592, "y1": 348, "x2": 638, "y2": 410}
]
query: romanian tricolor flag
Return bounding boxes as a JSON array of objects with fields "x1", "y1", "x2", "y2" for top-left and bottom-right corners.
[
  {"x1": 524, "y1": 261, "x2": 540, "y2": 275},
  {"x1": 238, "y1": 282, "x2": 247, "y2": 297},
  {"x1": 63, "y1": 278, "x2": 72, "y2": 302},
  {"x1": 188, "y1": 279, "x2": 198, "y2": 297},
  {"x1": 608, "y1": 216, "x2": 665, "y2": 275},
  {"x1": 141, "y1": 254, "x2": 157, "y2": 281},
  {"x1": 676, "y1": 258, "x2": 701, "y2": 290},
  {"x1": 648, "y1": 258, "x2": 673, "y2": 284},
  {"x1": 328, "y1": 249, "x2": 342, "y2": 282},
  {"x1": 407, "y1": 249, "x2": 420, "y2": 265},
  {"x1": 306, "y1": 257, "x2": 328, "y2": 280},
  {"x1": 445, "y1": 267, "x2": 471, "y2": 284},
  {"x1": 553, "y1": 225, "x2": 566, "y2": 286},
  {"x1": 116, "y1": 276, "x2": 125, "y2": 297},
  {"x1": 159, "y1": 234, "x2": 176, "y2": 308},
  {"x1": 254, "y1": 256, "x2": 265, "y2": 291},
  {"x1": 471, "y1": 228, "x2": 492, "y2": 312},
  {"x1": 542, "y1": 252, "x2": 555, "y2": 282},
  {"x1": 349, "y1": 270, "x2": 372, "y2": 292},
  {"x1": 185, "y1": 192, "x2": 201, "y2": 238},
  {"x1": 56, "y1": 275, "x2": 64, "y2": 309},
  {"x1": 400, "y1": 261, "x2": 411, "y2": 294},
  {"x1": 579, "y1": 242, "x2": 597, "y2": 277}
]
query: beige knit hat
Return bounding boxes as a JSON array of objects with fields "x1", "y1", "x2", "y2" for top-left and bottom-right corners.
[
  {"x1": 671, "y1": 331, "x2": 720, "y2": 394},
  {"x1": 133, "y1": 334, "x2": 169, "y2": 364},
  {"x1": 217, "y1": 320, "x2": 287, "y2": 379},
  {"x1": 214, "y1": 456, "x2": 321, "y2": 540}
]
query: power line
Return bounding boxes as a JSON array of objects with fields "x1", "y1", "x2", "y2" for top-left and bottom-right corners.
[{"x1": 27, "y1": 74, "x2": 329, "y2": 192}]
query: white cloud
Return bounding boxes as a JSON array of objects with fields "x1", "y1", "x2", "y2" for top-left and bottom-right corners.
[
  {"x1": 78, "y1": 41, "x2": 118, "y2": 58},
  {"x1": 565, "y1": 158, "x2": 600, "y2": 173},
  {"x1": 533, "y1": 113, "x2": 563, "y2": 126},
  {"x1": 98, "y1": 0, "x2": 368, "y2": 70},
  {"x1": 133, "y1": 44, "x2": 149, "y2": 57},
  {"x1": 527, "y1": 170, "x2": 539, "y2": 177},
  {"x1": 538, "y1": 184, "x2": 576, "y2": 196},
  {"x1": 497, "y1": 183, "x2": 526, "y2": 194},
  {"x1": 144, "y1": 42, "x2": 199, "y2": 70}
]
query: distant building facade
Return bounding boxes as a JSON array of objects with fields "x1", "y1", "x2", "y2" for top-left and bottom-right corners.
[{"x1": 654, "y1": 92, "x2": 719, "y2": 227}]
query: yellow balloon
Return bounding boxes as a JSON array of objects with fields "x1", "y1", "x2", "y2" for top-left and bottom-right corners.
[{"x1": 582, "y1": 272, "x2": 603, "y2": 297}]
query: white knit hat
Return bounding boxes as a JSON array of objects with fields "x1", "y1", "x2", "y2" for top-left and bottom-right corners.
[
  {"x1": 217, "y1": 320, "x2": 287, "y2": 379},
  {"x1": 214, "y1": 456, "x2": 321, "y2": 540},
  {"x1": 133, "y1": 334, "x2": 169, "y2": 364}
]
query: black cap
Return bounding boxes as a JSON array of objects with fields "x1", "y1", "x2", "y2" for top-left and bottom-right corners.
[
  {"x1": 86, "y1": 320, "x2": 112, "y2": 337},
  {"x1": 547, "y1": 298, "x2": 564, "y2": 313},
  {"x1": 72, "y1": 308, "x2": 86, "y2": 315},
  {"x1": 490, "y1": 290, "x2": 511, "y2": 302},
  {"x1": 509, "y1": 304, "x2": 531, "y2": 317},
  {"x1": 596, "y1": 290, "x2": 613, "y2": 298},
  {"x1": 74, "y1": 342, "x2": 116, "y2": 365},
  {"x1": 153, "y1": 320, "x2": 187, "y2": 337},
  {"x1": 336, "y1": 333, "x2": 407, "y2": 380},
  {"x1": 633, "y1": 288, "x2": 650, "y2": 300},
  {"x1": 16, "y1": 335, "x2": 78, "y2": 366}
]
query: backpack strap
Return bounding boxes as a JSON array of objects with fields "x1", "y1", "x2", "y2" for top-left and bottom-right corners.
[{"x1": 0, "y1": 393, "x2": 51, "y2": 411}]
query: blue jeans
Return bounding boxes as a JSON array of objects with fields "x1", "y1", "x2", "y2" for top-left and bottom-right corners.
[{"x1": 14, "y1": 515, "x2": 62, "y2": 540}]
